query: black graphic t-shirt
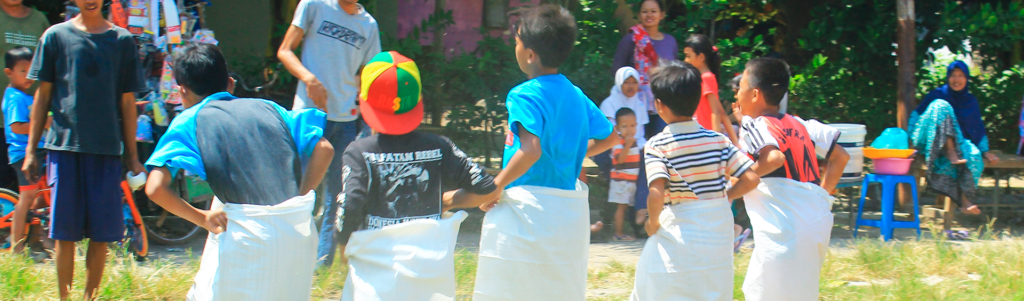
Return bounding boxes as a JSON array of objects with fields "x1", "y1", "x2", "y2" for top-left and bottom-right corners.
[{"x1": 337, "y1": 132, "x2": 496, "y2": 243}]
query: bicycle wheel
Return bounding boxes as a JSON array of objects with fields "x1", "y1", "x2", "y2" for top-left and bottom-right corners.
[
  {"x1": 0, "y1": 188, "x2": 19, "y2": 248},
  {"x1": 142, "y1": 176, "x2": 211, "y2": 245}
]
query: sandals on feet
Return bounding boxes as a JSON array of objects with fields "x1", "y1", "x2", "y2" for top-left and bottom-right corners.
[{"x1": 613, "y1": 234, "x2": 636, "y2": 241}]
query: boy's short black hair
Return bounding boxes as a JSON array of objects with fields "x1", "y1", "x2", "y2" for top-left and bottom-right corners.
[
  {"x1": 615, "y1": 107, "x2": 636, "y2": 123},
  {"x1": 4, "y1": 46, "x2": 33, "y2": 70},
  {"x1": 173, "y1": 43, "x2": 229, "y2": 97},
  {"x1": 516, "y1": 4, "x2": 577, "y2": 69},
  {"x1": 649, "y1": 60, "x2": 703, "y2": 117},
  {"x1": 744, "y1": 58, "x2": 790, "y2": 106}
]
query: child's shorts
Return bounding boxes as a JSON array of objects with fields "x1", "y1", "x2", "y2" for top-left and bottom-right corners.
[
  {"x1": 608, "y1": 179, "x2": 637, "y2": 206},
  {"x1": 48, "y1": 151, "x2": 125, "y2": 242},
  {"x1": 10, "y1": 150, "x2": 47, "y2": 189}
]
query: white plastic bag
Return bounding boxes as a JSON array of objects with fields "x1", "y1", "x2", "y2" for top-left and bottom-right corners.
[
  {"x1": 186, "y1": 192, "x2": 318, "y2": 301},
  {"x1": 342, "y1": 211, "x2": 469, "y2": 301}
]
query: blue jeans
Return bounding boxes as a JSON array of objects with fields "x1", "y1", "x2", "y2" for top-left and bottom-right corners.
[{"x1": 317, "y1": 118, "x2": 371, "y2": 267}]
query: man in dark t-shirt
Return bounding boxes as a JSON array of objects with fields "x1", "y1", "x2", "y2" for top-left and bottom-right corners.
[
  {"x1": 23, "y1": 2, "x2": 146, "y2": 299},
  {"x1": 336, "y1": 51, "x2": 500, "y2": 260}
]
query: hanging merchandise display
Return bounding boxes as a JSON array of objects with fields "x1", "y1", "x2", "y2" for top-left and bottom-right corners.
[
  {"x1": 110, "y1": 0, "x2": 129, "y2": 28},
  {"x1": 127, "y1": 0, "x2": 148, "y2": 35},
  {"x1": 161, "y1": 0, "x2": 183, "y2": 45}
]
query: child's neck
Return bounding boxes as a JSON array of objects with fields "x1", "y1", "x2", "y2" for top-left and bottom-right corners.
[
  {"x1": 7, "y1": 85, "x2": 29, "y2": 94},
  {"x1": 527, "y1": 67, "x2": 559, "y2": 80},
  {"x1": 662, "y1": 115, "x2": 693, "y2": 124},
  {"x1": 755, "y1": 106, "x2": 782, "y2": 118},
  {"x1": 696, "y1": 65, "x2": 710, "y2": 74}
]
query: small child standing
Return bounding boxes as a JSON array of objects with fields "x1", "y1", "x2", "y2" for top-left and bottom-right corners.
[
  {"x1": 600, "y1": 66, "x2": 652, "y2": 238},
  {"x1": 3, "y1": 46, "x2": 48, "y2": 254},
  {"x1": 631, "y1": 60, "x2": 760, "y2": 301},
  {"x1": 733, "y1": 58, "x2": 850, "y2": 301},
  {"x1": 608, "y1": 108, "x2": 642, "y2": 241},
  {"x1": 336, "y1": 51, "x2": 502, "y2": 300},
  {"x1": 473, "y1": 5, "x2": 617, "y2": 301}
]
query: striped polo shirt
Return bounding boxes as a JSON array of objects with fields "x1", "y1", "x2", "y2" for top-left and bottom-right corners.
[
  {"x1": 645, "y1": 121, "x2": 754, "y2": 204},
  {"x1": 610, "y1": 138, "x2": 644, "y2": 181}
]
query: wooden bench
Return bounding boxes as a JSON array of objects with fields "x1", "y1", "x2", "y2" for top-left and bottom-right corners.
[{"x1": 915, "y1": 150, "x2": 1024, "y2": 230}]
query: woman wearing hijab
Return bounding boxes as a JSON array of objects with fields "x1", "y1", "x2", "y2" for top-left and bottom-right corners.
[
  {"x1": 910, "y1": 60, "x2": 999, "y2": 215},
  {"x1": 611, "y1": 0, "x2": 677, "y2": 139}
]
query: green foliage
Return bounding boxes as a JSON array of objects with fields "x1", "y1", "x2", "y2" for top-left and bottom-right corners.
[{"x1": 716, "y1": 29, "x2": 773, "y2": 104}]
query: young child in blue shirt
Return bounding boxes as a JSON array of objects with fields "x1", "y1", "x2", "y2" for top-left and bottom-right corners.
[
  {"x1": 2, "y1": 46, "x2": 48, "y2": 254},
  {"x1": 473, "y1": 5, "x2": 618, "y2": 301}
]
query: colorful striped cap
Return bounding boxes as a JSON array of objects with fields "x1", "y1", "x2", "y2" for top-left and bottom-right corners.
[{"x1": 359, "y1": 51, "x2": 423, "y2": 135}]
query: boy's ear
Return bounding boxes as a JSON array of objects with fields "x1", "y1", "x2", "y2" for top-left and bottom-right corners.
[
  {"x1": 2, "y1": 68, "x2": 12, "y2": 77},
  {"x1": 227, "y1": 77, "x2": 236, "y2": 94}
]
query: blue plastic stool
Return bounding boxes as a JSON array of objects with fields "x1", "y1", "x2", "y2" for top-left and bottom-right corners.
[{"x1": 853, "y1": 174, "x2": 921, "y2": 241}]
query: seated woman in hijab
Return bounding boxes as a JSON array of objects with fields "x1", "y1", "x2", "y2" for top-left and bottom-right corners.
[{"x1": 910, "y1": 60, "x2": 999, "y2": 215}]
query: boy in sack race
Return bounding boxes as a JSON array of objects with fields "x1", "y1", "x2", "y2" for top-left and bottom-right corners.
[
  {"x1": 733, "y1": 58, "x2": 850, "y2": 301},
  {"x1": 144, "y1": 44, "x2": 334, "y2": 301},
  {"x1": 336, "y1": 51, "x2": 503, "y2": 301}
]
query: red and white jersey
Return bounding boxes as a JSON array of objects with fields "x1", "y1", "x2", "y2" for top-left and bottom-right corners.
[{"x1": 738, "y1": 114, "x2": 840, "y2": 184}]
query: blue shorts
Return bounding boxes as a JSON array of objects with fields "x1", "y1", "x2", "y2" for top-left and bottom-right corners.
[{"x1": 48, "y1": 151, "x2": 124, "y2": 242}]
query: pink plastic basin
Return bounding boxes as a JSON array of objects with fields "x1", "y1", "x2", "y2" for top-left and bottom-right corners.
[{"x1": 873, "y1": 158, "x2": 913, "y2": 175}]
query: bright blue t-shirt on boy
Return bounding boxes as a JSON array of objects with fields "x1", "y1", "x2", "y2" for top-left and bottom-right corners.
[
  {"x1": 503, "y1": 74, "x2": 613, "y2": 190},
  {"x1": 3, "y1": 87, "x2": 36, "y2": 163}
]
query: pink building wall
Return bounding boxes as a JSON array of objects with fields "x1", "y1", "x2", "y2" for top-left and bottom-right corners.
[{"x1": 397, "y1": 0, "x2": 541, "y2": 54}]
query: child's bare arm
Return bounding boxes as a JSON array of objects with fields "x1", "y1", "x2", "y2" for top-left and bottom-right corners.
[
  {"x1": 749, "y1": 146, "x2": 786, "y2": 177},
  {"x1": 443, "y1": 188, "x2": 503, "y2": 212},
  {"x1": 8, "y1": 122, "x2": 30, "y2": 135},
  {"x1": 494, "y1": 129, "x2": 541, "y2": 188},
  {"x1": 820, "y1": 145, "x2": 850, "y2": 193},
  {"x1": 645, "y1": 178, "x2": 667, "y2": 236},
  {"x1": 145, "y1": 167, "x2": 227, "y2": 233},
  {"x1": 614, "y1": 138, "x2": 633, "y2": 164},
  {"x1": 22, "y1": 81, "x2": 52, "y2": 182},
  {"x1": 298, "y1": 138, "x2": 334, "y2": 195},
  {"x1": 727, "y1": 169, "x2": 760, "y2": 200},
  {"x1": 587, "y1": 131, "x2": 619, "y2": 157}
]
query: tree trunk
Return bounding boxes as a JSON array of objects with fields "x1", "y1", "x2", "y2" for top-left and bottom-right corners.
[
  {"x1": 896, "y1": 0, "x2": 917, "y2": 211},
  {"x1": 431, "y1": 0, "x2": 446, "y2": 126},
  {"x1": 614, "y1": 0, "x2": 638, "y2": 32}
]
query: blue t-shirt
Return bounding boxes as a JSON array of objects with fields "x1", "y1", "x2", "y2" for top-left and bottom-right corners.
[
  {"x1": 3, "y1": 87, "x2": 34, "y2": 163},
  {"x1": 145, "y1": 92, "x2": 326, "y2": 205},
  {"x1": 503, "y1": 74, "x2": 613, "y2": 189}
]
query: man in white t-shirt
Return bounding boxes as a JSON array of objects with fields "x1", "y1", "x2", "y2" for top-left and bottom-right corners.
[{"x1": 278, "y1": 0, "x2": 381, "y2": 267}]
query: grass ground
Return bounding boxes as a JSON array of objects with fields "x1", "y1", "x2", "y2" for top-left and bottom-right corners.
[{"x1": 2, "y1": 238, "x2": 1023, "y2": 300}]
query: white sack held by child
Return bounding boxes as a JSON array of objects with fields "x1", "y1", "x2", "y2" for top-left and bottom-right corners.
[
  {"x1": 342, "y1": 211, "x2": 469, "y2": 301},
  {"x1": 473, "y1": 182, "x2": 591, "y2": 301},
  {"x1": 187, "y1": 192, "x2": 318, "y2": 301},
  {"x1": 631, "y1": 198, "x2": 734, "y2": 301},
  {"x1": 742, "y1": 178, "x2": 835, "y2": 301}
]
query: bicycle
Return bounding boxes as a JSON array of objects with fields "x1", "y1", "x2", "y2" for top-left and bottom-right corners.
[{"x1": 0, "y1": 171, "x2": 149, "y2": 260}]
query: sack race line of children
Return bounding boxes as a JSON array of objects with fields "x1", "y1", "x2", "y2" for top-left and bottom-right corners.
[{"x1": 3, "y1": 2, "x2": 852, "y2": 300}]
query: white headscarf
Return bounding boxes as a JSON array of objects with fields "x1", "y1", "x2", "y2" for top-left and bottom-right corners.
[{"x1": 601, "y1": 66, "x2": 649, "y2": 140}]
